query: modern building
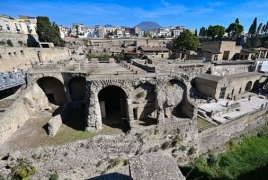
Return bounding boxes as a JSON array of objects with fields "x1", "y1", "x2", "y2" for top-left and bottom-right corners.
[{"x1": 0, "y1": 14, "x2": 37, "y2": 35}]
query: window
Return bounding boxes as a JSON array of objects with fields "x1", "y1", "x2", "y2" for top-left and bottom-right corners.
[
  {"x1": 5, "y1": 23, "x2": 10, "y2": 31},
  {"x1": 20, "y1": 50, "x2": 24, "y2": 55}
]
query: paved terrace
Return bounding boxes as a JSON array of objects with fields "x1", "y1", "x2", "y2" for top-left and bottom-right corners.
[
  {"x1": 28, "y1": 61, "x2": 179, "y2": 80},
  {"x1": 199, "y1": 93, "x2": 268, "y2": 124}
]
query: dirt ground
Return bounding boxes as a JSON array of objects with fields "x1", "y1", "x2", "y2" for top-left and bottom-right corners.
[{"x1": 0, "y1": 108, "x2": 126, "y2": 153}]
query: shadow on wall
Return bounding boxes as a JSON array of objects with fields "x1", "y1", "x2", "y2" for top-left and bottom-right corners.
[
  {"x1": 27, "y1": 34, "x2": 39, "y2": 47},
  {"x1": 87, "y1": 173, "x2": 129, "y2": 180}
]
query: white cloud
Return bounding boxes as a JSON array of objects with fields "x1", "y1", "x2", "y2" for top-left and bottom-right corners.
[{"x1": 160, "y1": 0, "x2": 170, "y2": 6}]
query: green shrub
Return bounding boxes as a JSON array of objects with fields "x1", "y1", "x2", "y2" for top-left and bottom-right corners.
[
  {"x1": 48, "y1": 171, "x2": 59, "y2": 180},
  {"x1": 226, "y1": 139, "x2": 236, "y2": 151},
  {"x1": 135, "y1": 92, "x2": 145, "y2": 99},
  {"x1": 207, "y1": 151, "x2": 218, "y2": 167},
  {"x1": 171, "y1": 135, "x2": 183, "y2": 147},
  {"x1": 10, "y1": 158, "x2": 37, "y2": 180},
  {"x1": 0, "y1": 40, "x2": 6, "y2": 46},
  {"x1": 6, "y1": 39, "x2": 13, "y2": 47},
  {"x1": 107, "y1": 158, "x2": 121, "y2": 169},
  {"x1": 18, "y1": 40, "x2": 24, "y2": 46}
]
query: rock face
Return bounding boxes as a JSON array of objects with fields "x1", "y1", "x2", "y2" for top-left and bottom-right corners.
[
  {"x1": 129, "y1": 152, "x2": 186, "y2": 180},
  {"x1": 47, "y1": 115, "x2": 62, "y2": 136}
]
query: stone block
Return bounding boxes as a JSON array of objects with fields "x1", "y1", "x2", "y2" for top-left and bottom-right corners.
[
  {"x1": 47, "y1": 115, "x2": 62, "y2": 136},
  {"x1": 129, "y1": 152, "x2": 186, "y2": 180}
]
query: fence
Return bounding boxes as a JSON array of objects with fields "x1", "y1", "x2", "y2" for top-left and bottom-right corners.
[{"x1": 0, "y1": 71, "x2": 26, "y2": 91}]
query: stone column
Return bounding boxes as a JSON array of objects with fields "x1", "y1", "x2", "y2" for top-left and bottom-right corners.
[
  {"x1": 100, "y1": 101, "x2": 106, "y2": 119},
  {"x1": 86, "y1": 92, "x2": 102, "y2": 131},
  {"x1": 264, "y1": 51, "x2": 267, "y2": 58},
  {"x1": 126, "y1": 98, "x2": 135, "y2": 127}
]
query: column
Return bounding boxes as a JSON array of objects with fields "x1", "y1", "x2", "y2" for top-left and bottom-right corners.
[{"x1": 100, "y1": 101, "x2": 106, "y2": 119}]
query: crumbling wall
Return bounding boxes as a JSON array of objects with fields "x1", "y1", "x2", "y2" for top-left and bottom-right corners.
[
  {"x1": 4, "y1": 121, "x2": 198, "y2": 179},
  {"x1": 132, "y1": 82, "x2": 156, "y2": 119},
  {"x1": 0, "y1": 83, "x2": 51, "y2": 145},
  {"x1": 212, "y1": 64, "x2": 251, "y2": 76},
  {"x1": 86, "y1": 76, "x2": 196, "y2": 130},
  {"x1": 199, "y1": 109, "x2": 268, "y2": 153},
  {"x1": 0, "y1": 47, "x2": 70, "y2": 71}
]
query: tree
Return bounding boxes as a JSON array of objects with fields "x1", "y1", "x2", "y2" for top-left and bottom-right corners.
[
  {"x1": 199, "y1": 27, "x2": 206, "y2": 37},
  {"x1": 207, "y1": 25, "x2": 225, "y2": 40},
  {"x1": 36, "y1": 16, "x2": 65, "y2": 47},
  {"x1": 235, "y1": 18, "x2": 240, "y2": 24},
  {"x1": 250, "y1": 35, "x2": 261, "y2": 48},
  {"x1": 248, "y1": 17, "x2": 257, "y2": 36},
  {"x1": 225, "y1": 22, "x2": 244, "y2": 39},
  {"x1": 257, "y1": 23, "x2": 263, "y2": 35},
  {"x1": 243, "y1": 41, "x2": 251, "y2": 49},
  {"x1": 194, "y1": 29, "x2": 198, "y2": 36},
  {"x1": 173, "y1": 30, "x2": 199, "y2": 51},
  {"x1": 261, "y1": 21, "x2": 268, "y2": 35}
]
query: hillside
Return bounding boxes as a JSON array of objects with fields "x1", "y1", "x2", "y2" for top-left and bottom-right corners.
[{"x1": 134, "y1": 21, "x2": 162, "y2": 31}]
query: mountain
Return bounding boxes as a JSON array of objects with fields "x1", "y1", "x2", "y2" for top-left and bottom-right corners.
[
  {"x1": 134, "y1": 21, "x2": 162, "y2": 31},
  {"x1": 103, "y1": 24, "x2": 113, "y2": 27}
]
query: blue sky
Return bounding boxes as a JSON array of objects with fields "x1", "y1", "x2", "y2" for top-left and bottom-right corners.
[{"x1": 0, "y1": 0, "x2": 267, "y2": 31}]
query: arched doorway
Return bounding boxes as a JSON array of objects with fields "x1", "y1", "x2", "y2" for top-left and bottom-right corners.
[
  {"x1": 98, "y1": 86, "x2": 130, "y2": 132},
  {"x1": 252, "y1": 80, "x2": 260, "y2": 92},
  {"x1": 37, "y1": 77, "x2": 67, "y2": 106},
  {"x1": 68, "y1": 77, "x2": 86, "y2": 101},
  {"x1": 132, "y1": 83, "x2": 157, "y2": 126},
  {"x1": 245, "y1": 81, "x2": 252, "y2": 91}
]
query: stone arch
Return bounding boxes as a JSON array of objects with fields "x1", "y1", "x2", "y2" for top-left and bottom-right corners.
[
  {"x1": 29, "y1": 73, "x2": 64, "y2": 87},
  {"x1": 98, "y1": 85, "x2": 130, "y2": 132},
  {"x1": 37, "y1": 77, "x2": 67, "y2": 106},
  {"x1": 68, "y1": 77, "x2": 86, "y2": 101},
  {"x1": 132, "y1": 82, "x2": 157, "y2": 125},
  {"x1": 245, "y1": 81, "x2": 253, "y2": 91},
  {"x1": 92, "y1": 80, "x2": 132, "y2": 99}
]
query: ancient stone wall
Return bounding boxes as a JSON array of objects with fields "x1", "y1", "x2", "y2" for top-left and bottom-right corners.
[
  {"x1": 211, "y1": 64, "x2": 251, "y2": 76},
  {"x1": 86, "y1": 75, "x2": 195, "y2": 130},
  {"x1": 0, "y1": 47, "x2": 70, "y2": 71},
  {"x1": 0, "y1": 32, "x2": 39, "y2": 47},
  {"x1": 0, "y1": 83, "x2": 50, "y2": 144},
  {"x1": 6, "y1": 121, "x2": 198, "y2": 179},
  {"x1": 199, "y1": 109, "x2": 268, "y2": 153}
]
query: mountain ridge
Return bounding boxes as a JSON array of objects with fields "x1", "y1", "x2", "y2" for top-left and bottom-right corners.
[{"x1": 134, "y1": 21, "x2": 162, "y2": 31}]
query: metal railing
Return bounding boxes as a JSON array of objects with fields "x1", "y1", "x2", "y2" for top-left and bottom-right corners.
[{"x1": 0, "y1": 71, "x2": 26, "y2": 91}]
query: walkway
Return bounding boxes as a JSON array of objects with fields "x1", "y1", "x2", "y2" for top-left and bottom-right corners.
[
  {"x1": 198, "y1": 93, "x2": 268, "y2": 124},
  {"x1": 0, "y1": 71, "x2": 26, "y2": 92}
]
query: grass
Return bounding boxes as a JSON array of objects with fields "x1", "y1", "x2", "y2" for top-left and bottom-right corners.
[
  {"x1": 181, "y1": 134, "x2": 268, "y2": 180},
  {"x1": 45, "y1": 125, "x2": 96, "y2": 146},
  {"x1": 197, "y1": 117, "x2": 215, "y2": 131},
  {"x1": 3, "y1": 105, "x2": 127, "y2": 151}
]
